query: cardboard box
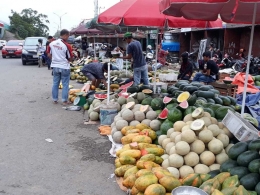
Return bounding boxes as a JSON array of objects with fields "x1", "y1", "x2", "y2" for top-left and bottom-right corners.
[{"x1": 222, "y1": 110, "x2": 259, "y2": 141}]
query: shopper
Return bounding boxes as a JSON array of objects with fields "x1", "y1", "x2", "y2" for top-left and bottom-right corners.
[
  {"x1": 86, "y1": 46, "x2": 94, "y2": 56},
  {"x1": 157, "y1": 43, "x2": 168, "y2": 66},
  {"x1": 47, "y1": 29, "x2": 72, "y2": 105},
  {"x1": 193, "y1": 51, "x2": 219, "y2": 83},
  {"x1": 81, "y1": 62, "x2": 111, "y2": 88},
  {"x1": 120, "y1": 32, "x2": 149, "y2": 86},
  {"x1": 178, "y1": 52, "x2": 193, "y2": 80},
  {"x1": 114, "y1": 46, "x2": 123, "y2": 70},
  {"x1": 45, "y1": 36, "x2": 54, "y2": 70},
  {"x1": 81, "y1": 39, "x2": 87, "y2": 57}
]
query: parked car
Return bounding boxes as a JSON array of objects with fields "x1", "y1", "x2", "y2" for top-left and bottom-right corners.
[
  {"x1": 1, "y1": 40, "x2": 23, "y2": 58},
  {"x1": 21, "y1": 37, "x2": 47, "y2": 65},
  {"x1": 89, "y1": 42, "x2": 103, "y2": 51},
  {"x1": 0, "y1": 40, "x2": 6, "y2": 50}
]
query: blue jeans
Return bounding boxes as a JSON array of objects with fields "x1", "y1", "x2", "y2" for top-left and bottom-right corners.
[
  {"x1": 134, "y1": 65, "x2": 149, "y2": 85},
  {"x1": 52, "y1": 67, "x2": 70, "y2": 102},
  {"x1": 193, "y1": 72, "x2": 215, "y2": 83}
]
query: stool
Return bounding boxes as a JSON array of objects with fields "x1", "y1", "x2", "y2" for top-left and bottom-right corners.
[{"x1": 210, "y1": 82, "x2": 238, "y2": 97}]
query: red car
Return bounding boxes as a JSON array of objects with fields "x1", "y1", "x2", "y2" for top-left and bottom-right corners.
[{"x1": 1, "y1": 40, "x2": 23, "y2": 58}]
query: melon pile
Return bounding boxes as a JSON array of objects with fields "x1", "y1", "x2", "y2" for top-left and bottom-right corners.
[{"x1": 159, "y1": 107, "x2": 234, "y2": 179}]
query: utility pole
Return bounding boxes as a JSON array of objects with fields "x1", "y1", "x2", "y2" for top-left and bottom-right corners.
[
  {"x1": 53, "y1": 12, "x2": 67, "y2": 30},
  {"x1": 94, "y1": 0, "x2": 98, "y2": 18},
  {"x1": 99, "y1": 6, "x2": 105, "y2": 14}
]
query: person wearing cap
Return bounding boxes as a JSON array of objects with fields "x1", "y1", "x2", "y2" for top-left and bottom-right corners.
[
  {"x1": 119, "y1": 32, "x2": 149, "y2": 85},
  {"x1": 81, "y1": 62, "x2": 111, "y2": 88},
  {"x1": 193, "y1": 51, "x2": 219, "y2": 83},
  {"x1": 178, "y1": 52, "x2": 193, "y2": 80}
]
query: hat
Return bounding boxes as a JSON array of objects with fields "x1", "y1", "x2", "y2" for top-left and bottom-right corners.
[{"x1": 123, "y1": 32, "x2": 132, "y2": 40}]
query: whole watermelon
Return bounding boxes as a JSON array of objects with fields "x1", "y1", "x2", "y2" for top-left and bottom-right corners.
[
  {"x1": 167, "y1": 108, "x2": 183, "y2": 123},
  {"x1": 160, "y1": 119, "x2": 174, "y2": 134},
  {"x1": 151, "y1": 98, "x2": 164, "y2": 110}
]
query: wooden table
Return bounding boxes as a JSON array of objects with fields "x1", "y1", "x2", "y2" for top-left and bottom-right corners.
[{"x1": 210, "y1": 82, "x2": 238, "y2": 97}]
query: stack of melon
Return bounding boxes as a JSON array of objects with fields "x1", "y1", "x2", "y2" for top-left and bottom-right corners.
[
  {"x1": 111, "y1": 101, "x2": 162, "y2": 144},
  {"x1": 159, "y1": 107, "x2": 234, "y2": 179}
]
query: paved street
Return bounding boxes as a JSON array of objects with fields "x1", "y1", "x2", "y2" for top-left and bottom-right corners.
[{"x1": 0, "y1": 56, "x2": 124, "y2": 195}]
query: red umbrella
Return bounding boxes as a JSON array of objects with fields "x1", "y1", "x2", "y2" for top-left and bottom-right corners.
[
  {"x1": 98, "y1": 0, "x2": 222, "y2": 28},
  {"x1": 159, "y1": 0, "x2": 260, "y2": 115}
]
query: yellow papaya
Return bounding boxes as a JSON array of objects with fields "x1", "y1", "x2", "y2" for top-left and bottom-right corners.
[
  {"x1": 143, "y1": 161, "x2": 160, "y2": 170},
  {"x1": 132, "y1": 135, "x2": 152, "y2": 144},
  {"x1": 200, "y1": 184, "x2": 215, "y2": 195},
  {"x1": 182, "y1": 173, "x2": 201, "y2": 187},
  {"x1": 119, "y1": 155, "x2": 137, "y2": 165},
  {"x1": 115, "y1": 158, "x2": 122, "y2": 168},
  {"x1": 159, "y1": 176, "x2": 181, "y2": 192},
  {"x1": 136, "y1": 169, "x2": 153, "y2": 178},
  {"x1": 233, "y1": 185, "x2": 249, "y2": 195},
  {"x1": 137, "y1": 193, "x2": 144, "y2": 195},
  {"x1": 115, "y1": 165, "x2": 134, "y2": 177},
  {"x1": 154, "y1": 156, "x2": 164, "y2": 165},
  {"x1": 140, "y1": 154, "x2": 156, "y2": 162},
  {"x1": 126, "y1": 129, "x2": 141, "y2": 135},
  {"x1": 212, "y1": 189, "x2": 224, "y2": 195},
  {"x1": 136, "y1": 123, "x2": 151, "y2": 130},
  {"x1": 136, "y1": 160, "x2": 146, "y2": 169},
  {"x1": 142, "y1": 147, "x2": 164, "y2": 156},
  {"x1": 123, "y1": 144, "x2": 131, "y2": 149},
  {"x1": 200, "y1": 174, "x2": 211, "y2": 183},
  {"x1": 153, "y1": 169, "x2": 173, "y2": 180},
  {"x1": 134, "y1": 174, "x2": 158, "y2": 192},
  {"x1": 138, "y1": 143, "x2": 158, "y2": 150},
  {"x1": 221, "y1": 187, "x2": 237, "y2": 195},
  {"x1": 141, "y1": 129, "x2": 157, "y2": 140},
  {"x1": 124, "y1": 166, "x2": 139, "y2": 179},
  {"x1": 222, "y1": 175, "x2": 240, "y2": 189},
  {"x1": 120, "y1": 150, "x2": 141, "y2": 159},
  {"x1": 121, "y1": 126, "x2": 135, "y2": 135},
  {"x1": 131, "y1": 186, "x2": 140, "y2": 195},
  {"x1": 144, "y1": 184, "x2": 166, "y2": 195},
  {"x1": 123, "y1": 174, "x2": 137, "y2": 189},
  {"x1": 215, "y1": 172, "x2": 231, "y2": 184},
  {"x1": 121, "y1": 133, "x2": 140, "y2": 145},
  {"x1": 116, "y1": 148, "x2": 130, "y2": 157},
  {"x1": 130, "y1": 142, "x2": 139, "y2": 150}
]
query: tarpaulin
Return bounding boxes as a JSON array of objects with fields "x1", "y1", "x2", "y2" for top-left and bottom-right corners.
[{"x1": 232, "y1": 72, "x2": 260, "y2": 94}]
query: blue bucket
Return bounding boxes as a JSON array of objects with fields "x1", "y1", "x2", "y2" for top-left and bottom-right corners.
[{"x1": 100, "y1": 108, "x2": 118, "y2": 125}]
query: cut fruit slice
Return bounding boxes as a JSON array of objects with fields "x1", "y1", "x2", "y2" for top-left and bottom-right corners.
[
  {"x1": 125, "y1": 101, "x2": 135, "y2": 109},
  {"x1": 190, "y1": 119, "x2": 205, "y2": 131},
  {"x1": 94, "y1": 93, "x2": 108, "y2": 100},
  {"x1": 192, "y1": 107, "x2": 204, "y2": 119},
  {"x1": 130, "y1": 142, "x2": 139, "y2": 150},
  {"x1": 140, "y1": 105, "x2": 149, "y2": 113},
  {"x1": 142, "y1": 89, "x2": 153, "y2": 94},
  {"x1": 163, "y1": 96, "x2": 173, "y2": 104},
  {"x1": 177, "y1": 92, "x2": 190, "y2": 103},
  {"x1": 129, "y1": 93, "x2": 137, "y2": 98},
  {"x1": 158, "y1": 108, "x2": 169, "y2": 120},
  {"x1": 119, "y1": 81, "x2": 134, "y2": 90},
  {"x1": 118, "y1": 89, "x2": 129, "y2": 98},
  {"x1": 179, "y1": 100, "x2": 189, "y2": 109}
]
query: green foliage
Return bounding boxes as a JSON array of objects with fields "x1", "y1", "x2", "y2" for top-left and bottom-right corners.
[{"x1": 9, "y1": 8, "x2": 49, "y2": 39}]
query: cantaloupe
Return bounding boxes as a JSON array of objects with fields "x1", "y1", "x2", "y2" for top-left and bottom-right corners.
[
  {"x1": 194, "y1": 164, "x2": 210, "y2": 174},
  {"x1": 169, "y1": 146, "x2": 176, "y2": 155},
  {"x1": 208, "y1": 139, "x2": 224, "y2": 154},
  {"x1": 162, "y1": 159, "x2": 170, "y2": 168},
  {"x1": 204, "y1": 112, "x2": 211, "y2": 118},
  {"x1": 208, "y1": 124, "x2": 221, "y2": 137},
  {"x1": 134, "y1": 111, "x2": 145, "y2": 122},
  {"x1": 181, "y1": 130, "x2": 196, "y2": 143},
  {"x1": 89, "y1": 111, "x2": 99, "y2": 121},
  {"x1": 174, "y1": 134, "x2": 182, "y2": 143},
  {"x1": 210, "y1": 117, "x2": 218, "y2": 125},
  {"x1": 117, "y1": 96, "x2": 126, "y2": 105},
  {"x1": 140, "y1": 105, "x2": 149, "y2": 113},
  {"x1": 179, "y1": 165, "x2": 195, "y2": 179},
  {"x1": 129, "y1": 120, "x2": 140, "y2": 126},
  {"x1": 162, "y1": 138, "x2": 171, "y2": 149},
  {"x1": 198, "y1": 130, "x2": 213, "y2": 143},
  {"x1": 125, "y1": 101, "x2": 135, "y2": 109},
  {"x1": 170, "y1": 132, "x2": 181, "y2": 142},
  {"x1": 222, "y1": 127, "x2": 233, "y2": 138},
  {"x1": 174, "y1": 121, "x2": 186, "y2": 132},
  {"x1": 181, "y1": 125, "x2": 191, "y2": 132},
  {"x1": 165, "y1": 142, "x2": 175, "y2": 154},
  {"x1": 158, "y1": 135, "x2": 168, "y2": 145},
  {"x1": 167, "y1": 167, "x2": 180, "y2": 179},
  {"x1": 209, "y1": 164, "x2": 221, "y2": 171},
  {"x1": 191, "y1": 119, "x2": 205, "y2": 131},
  {"x1": 146, "y1": 111, "x2": 158, "y2": 120},
  {"x1": 175, "y1": 141, "x2": 190, "y2": 156},
  {"x1": 190, "y1": 140, "x2": 205, "y2": 154},
  {"x1": 186, "y1": 121, "x2": 193, "y2": 125},
  {"x1": 168, "y1": 154, "x2": 184, "y2": 168},
  {"x1": 217, "y1": 134, "x2": 229, "y2": 147},
  {"x1": 167, "y1": 128, "x2": 175, "y2": 138},
  {"x1": 183, "y1": 114, "x2": 194, "y2": 123},
  {"x1": 161, "y1": 154, "x2": 169, "y2": 160},
  {"x1": 216, "y1": 152, "x2": 229, "y2": 164},
  {"x1": 218, "y1": 122, "x2": 224, "y2": 129},
  {"x1": 184, "y1": 152, "x2": 199, "y2": 167},
  {"x1": 122, "y1": 109, "x2": 134, "y2": 122},
  {"x1": 113, "y1": 131, "x2": 123, "y2": 144},
  {"x1": 201, "y1": 117, "x2": 212, "y2": 127},
  {"x1": 200, "y1": 151, "x2": 216, "y2": 166},
  {"x1": 116, "y1": 120, "x2": 129, "y2": 131},
  {"x1": 150, "y1": 120, "x2": 161, "y2": 131},
  {"x1": 141, "y1": 119, "x2": 151, "y2": 126}
]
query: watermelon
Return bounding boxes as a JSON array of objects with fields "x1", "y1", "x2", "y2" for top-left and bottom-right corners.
[
  {"x1": 184, "y1": 106, "x2": 197, "y2": 116},
  {"x1": 179, "y1": 100, "x2": 189, "y2": 109},
  {"x1": 158, "y1": 108, "x2": 168, "y2": 119},
  {"x1": 160, "y1": 119, "x2": 174, "y2": 134},
  {"x1": 167, "y1": 108, "x2": 183, "y2": 123},
  {"x1": 163, "y1": 96, "x2": 172, "y2": 104},
  {"x1": 151, "y1": 98, "x2": 164, "y2": 110},
  {"x1": 94, "y1": 94, "x2": 107, "y2": 100},
  {"x1": 119, "y1": 81, "x2": 134, "y2": 90},
  {"x1": 166, "y1": 103, "x2": 178, "y2": 110}
]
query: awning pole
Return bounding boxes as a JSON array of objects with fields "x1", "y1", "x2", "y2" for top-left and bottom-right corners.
[
  {"x1": 241, "y1": 3, "x2": 257, "y2": 116},
  {"x1": 107, "y1": 62, "x2": 110, "y2": 105},
  {"x1": 153, "y1": 29, "x2": 159, "y2": 94}
]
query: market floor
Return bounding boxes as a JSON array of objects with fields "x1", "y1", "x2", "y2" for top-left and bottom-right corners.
[{"x1": 0, "y1": 56, "x2": 124, "y2": 195}]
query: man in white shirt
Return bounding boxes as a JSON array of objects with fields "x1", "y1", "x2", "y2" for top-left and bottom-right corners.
[{"x1": 47, "y1": 29, "x2": 73, "y2": 105}]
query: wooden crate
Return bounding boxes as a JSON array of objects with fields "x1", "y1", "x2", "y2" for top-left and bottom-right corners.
[
  {"x1": 219, "y1": 73, "x2": 230, "y2": 82},
  {"x1": 210, "y1": 82, "x2": 238, "y2": 97}
]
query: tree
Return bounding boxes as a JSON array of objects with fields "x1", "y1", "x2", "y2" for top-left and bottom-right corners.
[
  {"x1": 9, "y1": 8, "x2": 49, "y2": 39},
  {"x1": 54, "y1": 30, "x2": 60, "y2": 38}
]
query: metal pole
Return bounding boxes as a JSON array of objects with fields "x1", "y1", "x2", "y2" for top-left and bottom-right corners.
[
  {"x1": 107, "y1": 62, "x2": 110, "y2": 105},
  {"x1": 241, "y1": 3, "x2": 257, "y2": 116},
  {"x1": 153, "y1": 29, "x2": 159, "y2": 94}
]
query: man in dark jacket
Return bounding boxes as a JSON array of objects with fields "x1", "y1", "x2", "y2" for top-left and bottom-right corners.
[{"x1": 81, "y1": 39, "x2": 87, "y2": 57}]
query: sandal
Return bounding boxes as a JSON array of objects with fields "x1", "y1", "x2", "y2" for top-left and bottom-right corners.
[
  {"x1": 62, "y1": 101, "x2": 72, "y2": 106},
  {"x1": 53, "y1": 101, "x2": 58, "y2": 104}
]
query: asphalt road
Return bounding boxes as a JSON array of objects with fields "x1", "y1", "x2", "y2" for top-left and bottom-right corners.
[{"x1": 0, "y1": 55, "x2": 124, "y2": 195}]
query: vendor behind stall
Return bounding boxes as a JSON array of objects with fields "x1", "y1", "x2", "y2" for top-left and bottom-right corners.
[
  {"x1": 178, "y1": 52, "x2": 193, "y2": 80},
  {"x1": 81, "y1": 62, "x2": 111, "y2": 88}
]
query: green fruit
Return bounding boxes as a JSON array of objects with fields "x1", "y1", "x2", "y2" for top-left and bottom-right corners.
[
  {"x1": 249, "y1": 159, "x2": 260, "y2": 173},
  {"x1": 199, "y1": 85, "x2": 213, "y2": 91},
  {"x1": 215, "y1": 106, "x2": 235, "y2": 120},
  {"x1": 221, "y1": 187, "x2": 238, "y2": 195},
  {"x1": 229, "y1": 166, "x2": 250, "y2": 179},
  {"x1": 237, "y1": 150, "x2": 260, "y2": 167},
  {"x1": 166, "y1": 103, "x2": 178, "y2": 110},
  {"x1": 214, "y1": 97, "x2": 223, "y2": 105},
  {"x1": 127, "y1": 86, "x2": 140, "y2": 93},
  {"x1": 197, "y1": 97, "x2": 207, "y2": 103},
  {"x1": 187, "y1": 94, "x2": 197, "y2": 106},
  {"x1": 220, "y1": 159, "x2": 238, "y2": 172},
  {"x1": 220, "y1": 96, "x2": 231, "y2": 106},
  {"x1": 255, "y1": 182, "x2": 260, "y2": 195},
  {"x1": 208, "y1": 170, "x2": 221, "y2": 179},
  {"x1": 139, "y1": 85, "x2": 151, "y2": 92},
  {"x1": 207, "y1": 98, "x2": 215, "y2": 104},
  {"x1": 141, "y1": 97, "x2": 153, "y2": 105},
  {"x1": 248, "y1": 139, "x2": 260, "y2": 151},
  {"x1": 209, "y1": 89, "x2": 220, "y2": 94},
  {"x1": 228, "y1": 142, "x2": 248, "y2": 160},
  {"x1": 184, "y1": 106, "x2": 197, "y2": 116},
  {"x1": 160, "y1": 119, "x2": 174, "y2": 135},
  {"x1": 248, "y1": 191, "x2": 257, "y2": 195},
  {"x1": 203, "y1": 108, "x2": 215, "y2": 117},
  {"x1": 197, "y1": 91, "x2": 215, "y2": 99},
  {"x1": 151, "y1": 98, "x2": 164, "y2": 110},
  {"x1": 83, "y1": 103, "x2": 89, "y2": 110},
  {"x1": 227, "y1": 96, "x2": 237, "y2": 106},
  {"x1": 183, "y1": 86, "x2": 198, "y2": 94},
  {"x1": 167, "y1": 108, "x2": 183, "y2": 123},
  {"x1": 240, "y1": 173, "x2": 260, "y2": 191},
  {"x1": 209, "y1": 104, "x2": 222, "y2": 112}
]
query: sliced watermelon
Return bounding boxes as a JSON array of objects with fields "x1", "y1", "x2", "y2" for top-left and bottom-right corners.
[
  {"x1": 94, "y1": 93, "x2": 107, "y2": 100},
  {"x1": 119, "y1": 81, "x2": 134, "y2": 90},
  {"x1": 118, "y1": 89, "x2": 129, "y2": 98},
  {"x1": 158, "y1": 108, "x2": 169, "y2": 120},
  {"x1": 179, "y1": 100, "x2": 189, "y2": 109},
  {"x1": 163, "y1": 96, "x2": 172, "y2": 104}
]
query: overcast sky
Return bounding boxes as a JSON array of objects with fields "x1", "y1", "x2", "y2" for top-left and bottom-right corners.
[{"x1": 0, "y1": 0, "x2": 120, "y2": 35}]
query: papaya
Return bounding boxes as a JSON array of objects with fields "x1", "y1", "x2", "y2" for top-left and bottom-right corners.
[
  {"x1": 154, "y1": 156, "x2": 163, "y2": 165},
  {"x1": 144, "y1": 184, "x2": 166, "y2": 195},
  {"x1": 159, "y1": 176, "x2": 181, "y2": 192},
  {"x1": 248, "y1": 191, "x2": 257, "y2": 195},
  {"x1": 124, "y1": 166, "x2": 139, "y2": 179},
  {"x1": 137, "y1": 193, "x2": 144, "y2": 195},
  {"x1": 115, "y1": 158, "x2": 122, "y2": 168},
  {"x1": 200, "y1": 174, "x2": 211, "y2": 183},
  {"x1": 136, "y1": 160, "x2": 146, "y2": 169},
  {"x1": 126, "y1": 129, "x2": 141, "y2": 135},
  {"x1": 153, "y1": 169, "x2": 173, "y2": 180},
  {"x1": 212, "y1": 189, "x2": 224, "y2": 195},
  {"x1": 134, "y1": 174, "x2": 158, "y2": 192},
  {"x1": 221, "y1": 187, "x2": 237, "y2": 195},
  {"x1": 141, "y1": 129, "x2": 157, "y2": 140},
  {"x1": 136, "y1": 169, "x2": 153, "y2": 178},
  {"x1": 131, "y1": 186, "x2": 140, "y2": 195},
  {"x1": 233, "y1": 185, "x2": 249, "y2": 195},
  {"x1": 132, "y1": 135, "x2": 152, "y2": 144},
  {"x1": 141, "y1": 148, "x2": 164, "y2": 156},
  {"x1": 123, "y1": 144, "x2": 131, "y2": 149},
  {"x1": 138, "y1": 143, "x2": 158, "y2": 150},
  {"x1": 143, "y1": 161, "x2": 160, "y2": 170},
  {"x1": 140, "y1": 154, "x2": 156, "y2": 162},
  {"x1": 136, "y1": 123, "x2": 151, "y2": 130},
  {"x1": 121, "y1": 126, "x2": 136, "y2": 135},
  {"x1": 222, "y1": 175, "x2": 240, "y2": 189},
  {"x1": 120, "y1": 150, "x2": 141, "y2": 159},
  {"x1": 121, "y1": 133, "x2": 140, "y2": 145},
  {"x1": 123, "y1": 174, "x2": 137, "y2": 188},
  {"x1": 130, "y1": 142, "x2": 139, "y2": 150},
  {"x1": 199, "y1": 184, "x2": 215, "y2": 195},
  {"x1": 215, "y1": 172, "x2": 231, "y2": 184},
  {"x1": 119, "y1": 156, "x2": 137, "y2": 165},
  {"x1": 116, "y1": 148, "x2": 130, "y2": 157},
  {"x1": 115, "y1": 165, "x2": 135, "y2": 177},
  {"x1": 182, "y1": 173, "x2": 202, "y2": 187},
  {"x1": 200, "y1": 178, "x2": 220, "y2": 190}
]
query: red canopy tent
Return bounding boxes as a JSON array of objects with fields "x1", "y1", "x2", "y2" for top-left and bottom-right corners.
[
  {"x1": 70, "y1": 24, "x2": 102, "y2": 35},
  {"x1": 159, "y1": 0, "x2": 260, "y2": 115}
]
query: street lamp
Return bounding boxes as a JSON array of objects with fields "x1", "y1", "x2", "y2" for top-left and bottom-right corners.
[
  {"x1": 99, "y1": 6, "x2": 105, "y2": 14},
  {"x1": 54, "y1": 22, "x2": 59, "y2": 31},
  {"x1": 53, "y1": 12, "x2": 67, "y2": 30}
]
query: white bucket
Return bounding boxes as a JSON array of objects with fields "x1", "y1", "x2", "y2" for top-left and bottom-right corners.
[{"x1": 100, "y1": 108, "x2": 118, "y2": 125}]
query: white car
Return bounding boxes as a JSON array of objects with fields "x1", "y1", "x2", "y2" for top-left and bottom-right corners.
[
  {"x1": 0, "y1": 40, "x2": 6, "y2": 50},
  {"x1": 89, "y1": 42, "x2": 103, "y2": 51}
]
